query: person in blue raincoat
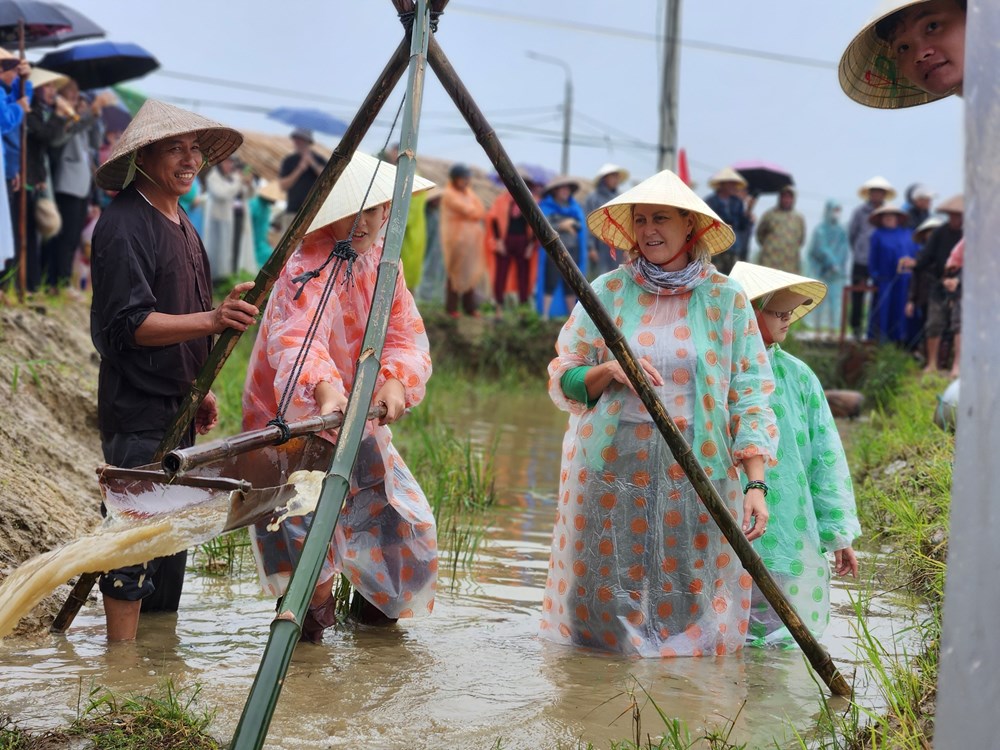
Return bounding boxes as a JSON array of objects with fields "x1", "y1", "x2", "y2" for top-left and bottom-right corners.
[
  {"x1": 538, "y1": 175, "x2": 587, "y2": 319},
  {"x1": 867, "y1": 204, "x2": 917, "y2": 345},
  {"x1": 804, "y1": 200, "x2": 850, "y2": 334}
]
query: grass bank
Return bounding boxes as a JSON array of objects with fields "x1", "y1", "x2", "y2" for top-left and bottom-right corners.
[{"x1": 0, "y1": 682, "x2": 220, "y2": 750}]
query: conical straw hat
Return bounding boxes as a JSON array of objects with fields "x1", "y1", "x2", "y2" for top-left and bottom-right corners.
[
  {"x1": 868, "y1": 203, "x2": 910, "y2": 225},
  {"x1": 96, "y1": 99, "x2": 243, "y2": 191},
  {"x1": 838, "y1": 0, "x2": 956, "y2": 109},
  {"x1": 256, "y1": 180, "x2": 285, "y2": 204},
  {"x1": 858, "y1": 175, "x2": 897, "y2": 201},
  {"x1": 729, "y1": 261, "x2": 827, "y2": 324},
  {"x1": 935, "y1": 193, "x2": 963, "y2": 214},
  {"x1": 912, "y1": 216, "x2": 944, "y2": 241},
  {"x1": 594, "y1": 163, "x2": 629, "y2": 182},
  {"x1": 586, "y1": 168, "x2": 735, "y2": 256},
  {"x1": 707, "y1": 166, "x2": 747, "y2": 189},
  {"x1": 306, "y1": 150, "x2": 435, "y2": 234},
  {"x1": 29, "y1": 66, "x2": 68, "y2": 89}
]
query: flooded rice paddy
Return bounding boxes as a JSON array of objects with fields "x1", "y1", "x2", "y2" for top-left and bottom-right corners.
[{"x1": 0, "y1": 386, "x2": 918, "y2": 748}]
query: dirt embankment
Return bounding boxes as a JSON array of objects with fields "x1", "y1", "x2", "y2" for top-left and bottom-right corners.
[{"x1": 0, "y1": 298, "x2": 104, "y2": 636}]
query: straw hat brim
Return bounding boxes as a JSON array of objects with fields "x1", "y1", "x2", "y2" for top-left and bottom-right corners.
[
  {"x1": 306, "y1": 151, "x2": 435, "y2": 234},
  {"x1": 708, "y1": 166, "x2": 747, "y2": 190},
  {"x1": 729, "y1": 261, "x2": 828, "y2": 324},
  {"x1": 935, "y1": 194, "x2": 963, "y2": 214},
  {"x1": 912, "y1": 216, "x2": 944, "y2": 240},
  {"x1": 586, "y1": 168, "x2": 735, "y2": 256},
  {"x1": 869, "y1": 204, "x2": 910, "y2": 225},
  {"x1": 95, "y1": 99, "x2": 243, "y2": 191},
  {"x1": 256, "y1": 180, "x2": 285, "y2": 204},
  {"x1": 858, "y1": 177, "x2": 897, "y2": 201},
  {"x1": 30, "y1": 67, "x2": 69, "y2": 90},
  {"x1": 543, "y1": 176, "x2": 580, "y2": 195},
  {"x1": 838, "y1": 0, "x2": 954, "y2": 109},
  {"x1": 594, "y1": 163, "x2": 630, "y2": 183}
]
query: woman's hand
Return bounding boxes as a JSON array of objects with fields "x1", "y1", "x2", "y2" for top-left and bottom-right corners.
[
  {"x1": 315, "y1": 381, "x2": 348, "y2": 416},
  {"x1": 194, "y1": 390, "x2": 219, "y2": 435},
  {"x1": 742, "y1": 487, "x2": 768, "y2": 541},
  {"x1": 374, "y1": 378, "x2": 406, "y2": 425},
  {"x1": 586, "y1": 357, "x2": 664, "y2": 400},
  {"x1": 833, "y1": 547, "x2": 859, "y2": 578}
]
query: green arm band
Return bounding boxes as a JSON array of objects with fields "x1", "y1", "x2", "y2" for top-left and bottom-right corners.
[{"x1": 560, "y1": 366, "x2": 598, "y2": 409}]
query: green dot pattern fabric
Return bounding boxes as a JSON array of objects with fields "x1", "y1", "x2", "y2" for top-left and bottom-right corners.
[{"x1": 746, "y1": 345, "x2": 861, "y2": 648}]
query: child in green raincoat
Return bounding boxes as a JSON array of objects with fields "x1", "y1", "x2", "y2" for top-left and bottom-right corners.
[{"x1": 730, "y1": 261, "x2": 862, "y2": 646}]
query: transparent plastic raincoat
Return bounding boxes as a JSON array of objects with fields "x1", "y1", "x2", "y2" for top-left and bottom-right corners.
[
  {"x1": 243, "y1": 234, "x2": 437, "y2": 619},
  {"x1": 540, "y1": 263, "x2": 779, "y2": 657},
  {"x1": 747, "y1": 345, "x2": 861, "y2": 646}
]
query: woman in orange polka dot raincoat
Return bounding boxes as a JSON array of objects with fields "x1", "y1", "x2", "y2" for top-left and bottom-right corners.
[
  {"x1": 540, "y1": 169, "x2": 779, "y2": 657},
  {"x1": 243, "y1": 152, "x2": 438, "y2": 640}
]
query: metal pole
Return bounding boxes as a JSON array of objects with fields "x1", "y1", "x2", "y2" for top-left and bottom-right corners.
[
  {"x1": 48, "y1": 34, "x2": 413, "y2": 638},
  {"x1": 526, "y1": 50, "x2": 572, "y2": 174},
  {"x1": 658, "y1": 0, "x2": 681, "y2": 171},
  {"x1": 230, "y1": 3, "x2": 432, "y2": 747},
  {"x1": 428, "y1": 34, "x2": 851, "y2": 697},
  {"x1": 934, "y1": 0, "x2": 1000, "y2": 743}
]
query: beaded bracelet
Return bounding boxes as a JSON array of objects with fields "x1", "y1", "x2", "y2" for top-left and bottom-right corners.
[{"x1": 744, "y1": 480, "x2": 769, "y2": 497}]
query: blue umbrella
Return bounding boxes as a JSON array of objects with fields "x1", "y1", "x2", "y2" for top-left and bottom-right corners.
[
  {"x1": 267, "y1": 106, "x2": 348, "y2": 138},
  {"x1": 38, "y1": 40, "x2": 158, "y2": 90}
]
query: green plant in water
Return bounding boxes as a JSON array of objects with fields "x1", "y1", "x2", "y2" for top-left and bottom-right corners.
[
  {"x1": 191, "y1": 528, "x2": 253, "y2": 577},
  {"x1": 68, "y1": 681, "x2": 220, "y2": 750}
]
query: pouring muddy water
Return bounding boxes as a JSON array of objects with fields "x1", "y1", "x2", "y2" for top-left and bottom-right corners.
[{"x1": 0, "y1": 380, "x2": 922, "y2": 748}]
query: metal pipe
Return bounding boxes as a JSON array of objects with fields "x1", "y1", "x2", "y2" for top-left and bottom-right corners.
[
  {"x1": 230, "y1": 4, "x2": 433, "y2": 747},
  {"x1": 427, "y1": 34, "x2": 851, "y2": 696}
]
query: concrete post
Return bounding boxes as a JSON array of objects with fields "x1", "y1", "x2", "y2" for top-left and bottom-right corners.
[{"x1": 934, "y1": 1, "x2": 1000, "y2": 744}]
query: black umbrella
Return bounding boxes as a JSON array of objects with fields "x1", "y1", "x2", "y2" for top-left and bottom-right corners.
[
  {"x1": 22, "y1": 2, "x2": 103, "y2": 48},
  {"x1": 731, "y1": 160, "x2": 795, "y2": 196},
  {"x1": 0, "y1": 0, "x2": 71, "y2": 46},
  {"x1": 38, "y1": 41, "x2": 159, "y2": 89}
]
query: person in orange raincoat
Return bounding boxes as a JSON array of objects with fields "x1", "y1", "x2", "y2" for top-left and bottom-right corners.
[
  {"x1": 243, "y1": 151, "x2": 438, "y2": 641},
  {"x1": 441, "y1": 162, "x2": 485, "y2": 317},
  {"x1": 483, "y1": 172, "x2": 539, "y2": 316}
]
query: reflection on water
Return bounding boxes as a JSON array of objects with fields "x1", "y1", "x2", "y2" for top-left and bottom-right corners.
[{"x1": 0, "y1": 387, "x2": 918, "y2": 749}]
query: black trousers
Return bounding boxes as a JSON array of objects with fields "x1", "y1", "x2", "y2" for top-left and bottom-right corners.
[
  {"x1": 41, "y1": 192, "x2": 88, "y2": 288},
  {"x1": 849, "y1": 262, "x2": 870, "y2": 337}
]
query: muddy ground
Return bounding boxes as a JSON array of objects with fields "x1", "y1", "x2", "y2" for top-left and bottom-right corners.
[{"x1": 0, "y1": 299, "x2": 103, "y2": 636}]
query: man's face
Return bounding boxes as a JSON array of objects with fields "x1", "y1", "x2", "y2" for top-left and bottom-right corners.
[
  {"x1": 292, "y1": 136, "x2": 311, "y2": 153},
  {"x1": 602, "y1": 173, "x2": 621, "y2": 191},
  {"x1": 135, "y1": 134, "x2": 203, "y2": 199},
  {"x1": 946, "y1": 211, "x2": 963, "y2": 230},
  {"x1": 868, "y1": 188, "x2": 887, "y2": 206},
  {"x1": 779, "y1": 191, "x2": 795, "y2": 210},
  {"x1": 716, "y1": 180, "x2": 738, "y2": 197},
  {"x1": 889, "y1": 0, "x2": 966, "y2": 96}
]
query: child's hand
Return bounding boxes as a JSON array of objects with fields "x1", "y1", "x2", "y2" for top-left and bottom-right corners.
[
  {"x1": 834, "y1": 547, "x2": 858, "y2": 578},
  {"x1": 374, "y1": 378, "x2": 406, "y2": 425}
]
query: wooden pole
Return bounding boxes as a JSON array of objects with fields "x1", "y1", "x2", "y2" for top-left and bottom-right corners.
[
  {"x1": 230, "y1": 4, "x2": 432, "y2": 747},
  {"x1": 427, "y1": 35, "x2": 851, "y2": 697},
  {"x1": 16, "y1": 21, "x2": 26, "y2": 301},
  {"x1": 48, "y1": 35, "x2": 414, "y2": 637}
]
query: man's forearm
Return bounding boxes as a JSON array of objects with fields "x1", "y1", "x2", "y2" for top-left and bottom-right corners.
[{"x1": 133, "y1": 311, "x2": 216, "y2": 347}]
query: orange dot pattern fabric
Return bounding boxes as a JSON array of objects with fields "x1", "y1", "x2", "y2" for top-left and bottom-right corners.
[
  {"x1": 243, "y1": 237, "x2": 437, "y2": 620},
  {"x1": 540, "y1": 263, "x2": 778, "y2": 657}
]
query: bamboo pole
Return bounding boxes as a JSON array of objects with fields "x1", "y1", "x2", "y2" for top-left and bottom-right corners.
[
  {"x1": 426, "y1": 36, "x2": 852, "y2": 697},
  {"x1": 229, "y1": 4, "x2": 432, "y2": 747},
  {"x1": 161, "y1": 406, "x2": 386, "y2": 475},
  {"x1": 47, "y1": 37, "x2": 414, "y2": 637}
]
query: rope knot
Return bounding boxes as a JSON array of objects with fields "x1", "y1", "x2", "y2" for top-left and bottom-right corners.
[{"x1": 266, "y1": 417, "x2": 293, "y2": 445}]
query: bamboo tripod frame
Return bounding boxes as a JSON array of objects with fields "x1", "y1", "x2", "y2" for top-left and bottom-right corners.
[{"x1": 62, "y1": 2, "x2": 851, "y2": 747}]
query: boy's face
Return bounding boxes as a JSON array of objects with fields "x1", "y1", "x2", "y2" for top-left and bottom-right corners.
[{"x1": 888, "y1": 0, "x2": 966, "y2": 97}]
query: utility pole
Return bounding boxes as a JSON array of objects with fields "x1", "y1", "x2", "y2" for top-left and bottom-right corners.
[
  {"x1": 658, "y1": 0, "x2": 682, "y2": 172},
  {"x1": 934, "y1": 0, "x2": 1000, "y2": 744},
  {"x1": 527, "y1": 50, "x2": 573, "y2": 174}
]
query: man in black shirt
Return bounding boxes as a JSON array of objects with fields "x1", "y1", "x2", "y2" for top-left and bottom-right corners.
[
  {"x1": 277, "y1": 127, "x2": 325, "y2": 232},
  {"x1": 91, "y1": 100, "x2": 259, "y2": 641}
]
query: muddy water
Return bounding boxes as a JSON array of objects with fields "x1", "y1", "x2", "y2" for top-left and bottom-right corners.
[{"x1": 0, "y1": 387, "x2": 917, "y2": 749}]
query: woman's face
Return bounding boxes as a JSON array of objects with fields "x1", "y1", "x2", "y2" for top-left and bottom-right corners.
[
  {"x1": 328, "y1": 203, "x2": 389, "y2": 255},
  {"x1": 631, "y1": 203, "x2": 695, "y2": 270},
  {"x1": 880, "y1": 213, "x2": 900, "y2": 230}
]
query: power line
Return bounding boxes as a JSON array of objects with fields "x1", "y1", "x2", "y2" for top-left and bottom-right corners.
[{"x1": 448, "y1": 5, "x2": 837, "y2": 70}]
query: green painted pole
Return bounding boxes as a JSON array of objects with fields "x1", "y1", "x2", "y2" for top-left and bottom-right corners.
[
  {"x1": 48, "y1": 35, "x2": 412, "y2": 638},
  {"x1": 229, "y1": 3, "x2": 432, "y2": 748},
  {"x1": 426, "y1": 36, "x2": 851, "y2": 698}
]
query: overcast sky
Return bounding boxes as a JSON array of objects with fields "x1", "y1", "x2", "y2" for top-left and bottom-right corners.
[{"x1": 55, "y1": 0, "x2": 964, "y2": 234}]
